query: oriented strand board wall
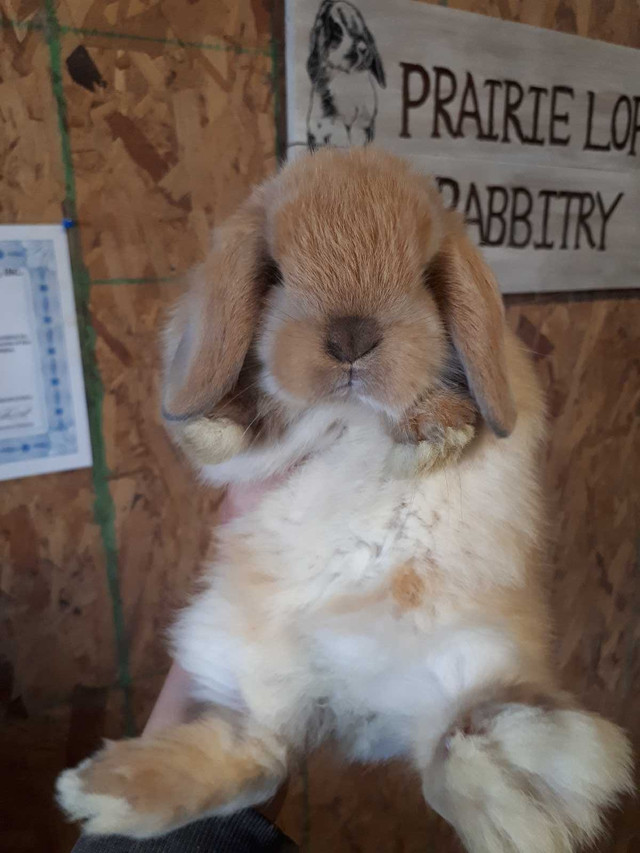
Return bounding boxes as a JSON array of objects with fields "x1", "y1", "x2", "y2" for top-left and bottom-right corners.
[
  {"x1": 0, "y1": 2, "x2": 638, "y2": 852},
  {"x1": 0, "y1": 5, "x2": 278, "y2": 851}
]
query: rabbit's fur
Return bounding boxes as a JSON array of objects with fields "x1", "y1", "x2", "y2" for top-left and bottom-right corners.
[{"x1": 58, "y1": 149, "x2": 632, "y2": 851}]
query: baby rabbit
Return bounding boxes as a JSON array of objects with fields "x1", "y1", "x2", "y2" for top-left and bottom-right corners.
[{"x1": 58, "y1": 148, "x2": 632, "y2": 852}]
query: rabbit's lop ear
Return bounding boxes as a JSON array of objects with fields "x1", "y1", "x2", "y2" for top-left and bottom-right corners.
[
  {"x1": 163, "y1": 190, "x2": 267, "y2": 421},
  {"x1": 429, "y1": 224, "x2": 516, "y2": 438},
  {"x1": 361, "y1": 23, "x2": 386, "y2": 88},
  {"x1": 307, "y1": 1, "x2": 331, "y2": 85}
]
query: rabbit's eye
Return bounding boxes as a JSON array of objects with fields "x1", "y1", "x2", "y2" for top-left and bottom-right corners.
[
  {"x1": 261, "y1": 256, "x2": 284, "y2": 293},
  {"x1": 422, "y1": 265, "x2": 433, "y2": 290}
]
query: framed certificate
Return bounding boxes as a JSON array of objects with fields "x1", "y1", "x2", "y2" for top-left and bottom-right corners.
[{"x1": 0, "y1": 225, "x2": 92, "y2": 481}]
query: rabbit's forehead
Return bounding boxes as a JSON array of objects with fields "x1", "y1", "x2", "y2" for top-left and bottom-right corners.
[
  {"x1": 270, "y1": 178, "x2": 437, "y2": 277},
  {"x1": 264, "y1": 150, "x2": 446, "y2": 298}
]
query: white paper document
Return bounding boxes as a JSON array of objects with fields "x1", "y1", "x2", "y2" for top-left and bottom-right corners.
[{"x1": 0, "y1": 225, "x2": 92, "y2": 481}]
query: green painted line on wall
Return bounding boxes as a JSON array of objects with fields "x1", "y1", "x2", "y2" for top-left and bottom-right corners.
[
  {"x1": 2, "y1": 14, "x2": 272, "y2": 55},
  {"x1": 43, "y1": 0, "x2": 134, "y2": 735}
]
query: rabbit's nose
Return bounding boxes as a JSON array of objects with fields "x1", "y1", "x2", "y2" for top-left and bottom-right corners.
[{"x1": 325, "y1": 316, "x2": 381, "y2": 364}]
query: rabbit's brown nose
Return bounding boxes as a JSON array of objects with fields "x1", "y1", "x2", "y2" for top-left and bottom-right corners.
[{"x1": 326, "y1": 316, "x2": 381, "y2": 364}]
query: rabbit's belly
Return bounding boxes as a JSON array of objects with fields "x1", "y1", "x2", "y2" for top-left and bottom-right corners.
[
  {"x1": 313, "y1": 617, "x2": 521, "y2": 729},
  {"x1": 176, "y1": 417, "x2": 526, "y2": 730}
]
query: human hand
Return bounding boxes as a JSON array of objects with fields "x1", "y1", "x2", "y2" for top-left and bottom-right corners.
[
  {"x1": 142, "y1": 476, "x2": 290, "y2": 823},
  {"x1": 144, "y1": 475, "x2": 286, "y2": 738}
]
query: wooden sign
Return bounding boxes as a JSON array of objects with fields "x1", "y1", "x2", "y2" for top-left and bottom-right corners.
[{"x1": 285, "y1": 0, "x2": 640, "y2": 293}]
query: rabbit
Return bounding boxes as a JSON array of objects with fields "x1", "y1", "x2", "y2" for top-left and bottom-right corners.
[
  {"x1": 306, "y1": 0, "x2": 386, "y2": 148},
  {"x1": 57, "y1": 148, "x2": 632, "y2": 852}
]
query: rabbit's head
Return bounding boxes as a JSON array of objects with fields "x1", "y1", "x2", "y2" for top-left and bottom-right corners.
[{"x1": 163, "y1": 148, "x2": 515, "y2": 466}]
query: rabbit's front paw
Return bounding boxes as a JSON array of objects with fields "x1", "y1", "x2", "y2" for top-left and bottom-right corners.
[
  {"x1": 170, "y1": 415, "x2": 249, "y2": 468},
  {"x1": 414, "y1": 424, "x2": 475, "y2": 473},
  {"x1": 393, "y1": 389, "x2": 477, "y2": 473}
]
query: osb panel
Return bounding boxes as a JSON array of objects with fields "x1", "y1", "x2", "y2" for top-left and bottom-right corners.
[
  {"x1": 305, "y1": 747, "x2": 457, "y2": 853},
  {"x1": 0, "y1": 704, "x2": 78, "y2": 853},
  {"x1": 89, "y1": 281, "x2": 178, "y2": 476},
  {"x1": 0, "y1": 680, "x2": 131, "y2": 853},
  {"x1": 0, "y1": 469, "x2": 118, "y2": 708},
  {"x1": 507, "y1": 299, "x2": 640, "y2": 728},
  {"x1": 90, "y1": 282, "x2": 223, "y2": 678},
  {"x1": 61, "y1": 33, "x2": 275, "y2": 281},
  {"x1": 0, "y1": 22, "x2": 65, "y2": 223},
  {"x1": 55, "y1": 0, "x2": 273, "y2": 49},
  {"x1": 418, "y1": 0, "x2": 640, "y2": 47}
]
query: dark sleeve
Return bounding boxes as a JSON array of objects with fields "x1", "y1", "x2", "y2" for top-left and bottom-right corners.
[{"x1": 71, "y1": 810, "x2": 298, "y2": 853}]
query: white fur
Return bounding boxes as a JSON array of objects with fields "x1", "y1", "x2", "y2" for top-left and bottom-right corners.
[
  {"x1": 175, "y1": 395, "x2": 527, "y2": 737},
  {"x1": 421, "y1": 705, "x2": 633, "y2": 853},
  {"x1": 56, "y1": 762, "x2": 137, "y2": 836},
  {"x1": 172, "y1": 416, "x2": 249, "y2": 467},
  {"x1": 200, "y1": 402, "x2": 348, "y2": 485}
]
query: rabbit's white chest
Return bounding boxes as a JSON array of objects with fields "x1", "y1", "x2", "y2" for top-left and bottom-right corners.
[
  {"x1": 175, "y1": 410, "x2": 525, "y2": 742},
  {"x1": 256, "y1": 419, "x2": 428, "y2": 599}
]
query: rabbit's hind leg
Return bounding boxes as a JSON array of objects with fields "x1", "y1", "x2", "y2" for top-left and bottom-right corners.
[{"x1": 57, "y1": 712, "x2": 287, "y2": 839}]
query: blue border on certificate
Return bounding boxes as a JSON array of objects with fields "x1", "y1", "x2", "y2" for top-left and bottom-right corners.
[{"x1": 0, "y1": 239, "x2": 79, "y2": 465}]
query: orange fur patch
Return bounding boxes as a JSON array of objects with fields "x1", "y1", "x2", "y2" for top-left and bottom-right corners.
[
  {"x1": 391, "y1": 562, "x2": 427, "y2": 611},
  {"x1": 270, "y1": 315, "x2": 343, "y2": 403},
  {"x1": 80, "y1": 715, "x2": 283, "y2": 830},
  {"x1": 164, "y1": 190, "x2": 267, "y2": 419},
  {"x1": 394, "y1": 388, "x2": 478, "y2": 444},
  {"x1": 429, "y1": 224, "x2": 516, "y2": 437},
  {"x1": 264, "y1": 148, "x2": 448, "y2": 413}
]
